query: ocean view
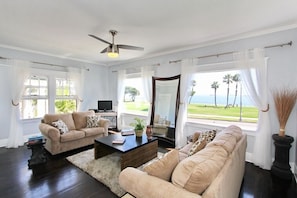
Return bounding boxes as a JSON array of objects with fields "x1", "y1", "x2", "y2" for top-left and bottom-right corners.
[{"x1": 190, "y1": 95, "x2": 254, "y2": 107}]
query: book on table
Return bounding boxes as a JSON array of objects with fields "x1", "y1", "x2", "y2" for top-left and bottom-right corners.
[
  {"x1": 112, "y1": 137, "x2": 126, "y2": 144},
  {"x1": 121, "y1": 129, "x2": 135, "y2": 136}
]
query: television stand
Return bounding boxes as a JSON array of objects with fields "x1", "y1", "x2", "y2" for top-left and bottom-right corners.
[{"x1": 96, "y1": 111, "x2": 117, "y2": 131}]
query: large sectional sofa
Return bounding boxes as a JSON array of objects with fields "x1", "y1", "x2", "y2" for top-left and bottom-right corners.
[
  {"x1": 39, "y1": 110, "x2": 110, "y2": 155},
  {"x1": 119, "y1": 125, "x2": 247, "y2": 198}
]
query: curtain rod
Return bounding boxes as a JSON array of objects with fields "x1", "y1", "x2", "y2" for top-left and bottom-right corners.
[
  {"x1": 0, "y1": 56, "x2": 90, "y2": 71},
  {"x1": 169, "y1": 41, "x2": 293, "y2": 64}
]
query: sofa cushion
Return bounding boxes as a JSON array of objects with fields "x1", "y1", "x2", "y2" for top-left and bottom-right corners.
[
  {"x1": 220, "y1": 125, "x2": 243, "y2": 142},
  {"x1": 72, "y1": 111, "x2": 95, "y2": 129},
  {"x1": 43, "y1": 113, "x2": 75, "y2": 130},
  {"x1": 172, "y1": 145, "x2": 228, "y2": 194},
  {"x1": 207, "y1": 132, "x2": 237, "y2": 154},
  {"x1": 52, "y1": 119, "x2": 69, "y2": 134},
  {"x1": 179, "y1": 142, "x2": 193, "y2": 155},
  {"x1": 179, "y1": 143, "x2": 193, "y2": 161},
  {"x1": 86, "y1": 115, "x2": 100, "y2": 128},
  {"x1": 60, "y1": 130, "x2": 85, "y2": 142},
  {"x1": 143, "y1": 149, "x2": 180, "y2": 181},
  {"x1": 81, "y1": 127, "x2": 105, "y2": 137},
  {"x1": 188, "y1": 138, "x2": 207, "y2": 156}
]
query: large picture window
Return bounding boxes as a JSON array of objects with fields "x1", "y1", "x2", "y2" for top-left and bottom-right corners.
[
  {"x1": 20, "y1": 75, "x2": 48, "y2": 119},
  {"x1": 188, "y1": 70, "x2": 258, "y2": 125}
]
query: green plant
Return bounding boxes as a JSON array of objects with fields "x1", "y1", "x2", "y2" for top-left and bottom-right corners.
[{"x1": 130, "y1": 117, "x2": 145, "y2": 130}]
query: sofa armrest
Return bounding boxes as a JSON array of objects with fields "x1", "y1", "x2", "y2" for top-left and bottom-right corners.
[
  {"x1": 119, "y1": 167, "x2": 200, "y2": 198},
  {"x1": 98, "y1": 118, "x2": 110, "y2": 136},
  {"x1": 39, "y1": 123, "x2": 60, "y2": 142}
]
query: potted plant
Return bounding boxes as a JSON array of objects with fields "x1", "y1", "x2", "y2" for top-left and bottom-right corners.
[
  {"x1": 130, "y1": 117, "x2": 146, "y2": 137},
  {"x1": 271, "y1": 88, "x2": 297, "y2": 180}
]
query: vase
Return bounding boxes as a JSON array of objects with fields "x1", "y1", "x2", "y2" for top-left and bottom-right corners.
[
  {"x1": 146, "y1": 125, "x2": 153, "y2": 139},
  {"x1": 135, "y1": 130, "x2": 143, "y2": 137},
  {"x1": 271, "y1": 134, "x2": 294, "y2": 180}
]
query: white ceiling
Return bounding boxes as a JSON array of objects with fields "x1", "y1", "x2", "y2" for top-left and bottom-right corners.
[{"x1": 0, "y1": 0, "x2": 297, "y2": 66}]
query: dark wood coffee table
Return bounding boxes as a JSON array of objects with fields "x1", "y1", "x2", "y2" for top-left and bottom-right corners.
[{"x1": 94, "y1": 134, "x2": 158, "y2": 170}]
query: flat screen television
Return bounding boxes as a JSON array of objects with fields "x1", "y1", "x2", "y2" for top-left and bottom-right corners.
[{"x1": 98, "y1": 100, "x2": 112, "y2": 112}]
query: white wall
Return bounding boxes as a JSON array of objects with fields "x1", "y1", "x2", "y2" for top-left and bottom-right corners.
[{"x1": 109, "y1": 28, "x2": 297, "y2": 169}]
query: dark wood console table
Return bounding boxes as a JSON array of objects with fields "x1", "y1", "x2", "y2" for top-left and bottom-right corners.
[{"x1": 26, "y1": 139, "x2": 47, "y2": 169}]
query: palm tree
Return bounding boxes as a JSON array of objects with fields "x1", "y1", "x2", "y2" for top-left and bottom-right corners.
[
  {"x1": 232, "y1": 74, "x2": 240, "y2": 107},
  {"x1": 211, "y1": 81, "x2": 219, "y2": 107},
  {"x1": 223, "y1": 74, "x2": 233, "y2": 108},
  {"x1": 188, "y1": 80, "x2": 196, "y2": 104}
]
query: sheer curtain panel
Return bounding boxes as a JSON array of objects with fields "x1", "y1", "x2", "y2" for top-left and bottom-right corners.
[
  {"x1": 7, "y1": 60, "x2": 31, "y2": 148},
  {"x1": 68, "y1": 67, "x2": 85, "y2": 111},
  {"x1": 234, "y1": 48, "x2": 272, "y2": 170},
  {"x1": 141, "y1": 66, "x2": 154, "y2": 125},
  {"x1": 117, "y1": 70, "x2": 126, "y2": 130},
  {"x1": 176, "y1": 59, "x2": 196, "y2": 148}
]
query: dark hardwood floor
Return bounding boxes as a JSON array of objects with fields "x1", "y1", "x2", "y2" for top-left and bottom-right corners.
[{"x1": 0, "y1": 145, "x2": 296, "y2": 198}]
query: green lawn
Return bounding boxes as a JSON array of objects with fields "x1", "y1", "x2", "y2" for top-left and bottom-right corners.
[{"x1": 124, "y1": 102, "x2": 258, "y2": 123}]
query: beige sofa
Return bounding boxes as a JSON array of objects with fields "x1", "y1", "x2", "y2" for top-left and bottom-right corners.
[
  {"x1": 119, "y1": 125, "x2": 247, "y2": 198},
  {"x1": 39, "y1": 110, "x2": 110, "y2": 155}
]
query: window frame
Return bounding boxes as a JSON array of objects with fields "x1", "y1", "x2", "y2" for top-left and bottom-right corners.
[
  {"x1": 20, "y1": 75, "x2": 49, "y2": 119},
  {"x1": 20, "y1": 70, "x2": 80, "y2": 119},
  {"x1": 54, "y1": 77, "x2": 78, "y2": 114},
  {"x1": 186, "y1": 61, "x2": 258, "y2": 131}
]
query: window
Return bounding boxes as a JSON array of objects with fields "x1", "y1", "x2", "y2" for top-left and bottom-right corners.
[
  {"x1": 123, "y1": 77, "x2": 149, "y2": 115},
  {"x1": 55, "y1": 78, "x2": 77, "y2": 113},
  {"x1": 20, "y1": 75, "x2": 48, "y2": 119},
  {"x1": 188, "y1": 70, "x2": 258, "y2": 124}
]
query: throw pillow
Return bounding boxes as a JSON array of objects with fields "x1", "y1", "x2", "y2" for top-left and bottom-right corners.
[
  {"x1": 199, "y1": 129, "x2": 217, "y2": 143},
  {"x1": 172, "y1": 146, "x2": 228, "y2": 194},
  {"x1": 52, "y1": 119, "x2": 69, "y2": 134},
  {"x1": 188, "y1": 138, "x2": 207, "y2": 156},
  {"x1": 192, "y1": 132, "x2": 201, "y2": 142},
  {"x1": 143, "y1": 149, "x2": 179, "y2": 181},
  {"x1": 86, "y1": 115, "x2": 100, "y2": 128}
]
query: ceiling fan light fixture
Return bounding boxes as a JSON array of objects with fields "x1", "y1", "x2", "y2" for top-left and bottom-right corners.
[{"x1": 107, "y1": 45, "x2": 119, "y2": 58}]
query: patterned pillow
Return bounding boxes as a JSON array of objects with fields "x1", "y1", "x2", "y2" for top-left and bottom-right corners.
[
  {"x1": 86, "y1": 115, "x2": 100, "y2": 128},
  {"x1": 52, "y1": 119, "x2": 69, "y2": 134},
  {"x1": 187, "y1": 129, "x2": 217, "y2": 156},
  {"x1": 188, "y1": 138, "x2": 207, "y2": 156},
  {"x1": 199, "y1": 129, "x2": 217, "y2": 143}
]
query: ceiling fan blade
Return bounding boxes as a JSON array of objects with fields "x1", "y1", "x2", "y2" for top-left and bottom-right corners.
[
  {"x1": 118, "y1": 44, "x2": 144, "y2": 51},
  {"x1": 88, "y1": 34, "x2": 112, "y2": 45},
  {"x1": 100, "y1": 47, "x2": 108, "y2": 53}
]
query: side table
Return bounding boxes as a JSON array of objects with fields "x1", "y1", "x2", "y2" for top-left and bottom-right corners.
[{"x1": 26, "y1": 139, "x2": 47, "y2": 169}]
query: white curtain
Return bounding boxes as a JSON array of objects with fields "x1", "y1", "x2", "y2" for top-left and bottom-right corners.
[
  {"x1": 7, "y1": 60, "x2": 31, "y2": 148},
  {"x1": 141, "y1": 66, "x2": 154, "y2": 125},
  {"x1": 233, "y1": 48, "x2": 271, "y2": 170},
  {"x1": 117, "y1": 70, "x2": 126, "y2": 130},
  {"x1": 68, "y1": 67, "x2": 85, "y2": 111},
  {"x1": 175, "y1": 59, "x2": 196, "y2": 148}
]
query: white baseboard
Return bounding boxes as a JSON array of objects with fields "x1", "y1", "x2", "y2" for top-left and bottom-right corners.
[
  {"x1": 294, "y1": 163, "x2": 297, "y2": 181},
  {"x1": 0, "y1": 139, "x2": 7, "y2": 147},
  {"x1": 245, "y1": 152, "x2": 253, "y2": 163}
]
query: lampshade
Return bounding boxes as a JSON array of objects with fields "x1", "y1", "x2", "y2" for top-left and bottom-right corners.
[{"x1": 107, "y1": 45, "x2": 119, "y2": 58}]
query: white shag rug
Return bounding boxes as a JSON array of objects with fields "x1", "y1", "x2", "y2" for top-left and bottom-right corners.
[{"x1": 66, "y1": 149, "x2": 164, "y2": 197}]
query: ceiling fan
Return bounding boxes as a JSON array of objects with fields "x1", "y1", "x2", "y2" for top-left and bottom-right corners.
[{"x1": 88, "y1": 30, "x2": 144, "y2": 58}]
